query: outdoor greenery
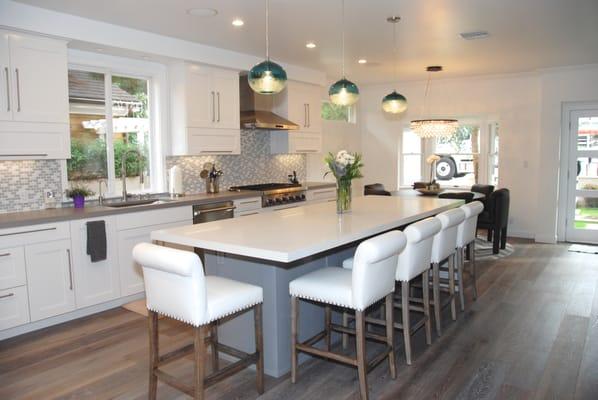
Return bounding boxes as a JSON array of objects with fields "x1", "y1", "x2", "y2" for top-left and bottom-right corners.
[
  {"x1": 65, "y1": 183, "x2": 95, "y2": 199},
  {"x1": 575, "y1": 207, "x2": 598, "y2": 229},
  {"x1": 437, "y1": 125, "x2": 476, "y2": 153},
  {"x1": 321, "y1": 101, "x2": 350, "y2": 122}
]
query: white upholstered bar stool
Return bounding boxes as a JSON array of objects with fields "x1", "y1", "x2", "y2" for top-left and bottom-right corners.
[
  {"x1": 456, "y1": 201, "x2": 484, "y2": 310},
  {"x1": 430, "y1": 208, "x2": 465, "y2": 337},
  {"x1": 132, "y1": 243, "x2": 264, "y2": 400},
  {"x1": 289, "y1": 231, "x2": 407, "y2": 400}
]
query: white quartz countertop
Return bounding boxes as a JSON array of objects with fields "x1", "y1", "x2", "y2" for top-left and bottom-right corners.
[{"x1": 151, "y1": 196, "x2": 462, "y2": 263}]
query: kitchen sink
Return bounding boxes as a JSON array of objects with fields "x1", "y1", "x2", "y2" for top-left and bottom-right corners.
[{"x1": 103, "y1": 198, "x2": 175, "y2": 208}]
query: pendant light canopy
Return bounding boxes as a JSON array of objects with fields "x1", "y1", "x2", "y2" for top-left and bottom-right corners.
[
  {"x1": 329, "y1": 0, "x2": 359, "y2": 106},
  {"x1": 410, "y1": 66, "x2": 458, "y2": 138},
  {"x1": 382, "y1": 16, "x2": 407, "y2": 114},
  {"x1": 248, "y1": 0, "x2": 287, "y2": 95}
]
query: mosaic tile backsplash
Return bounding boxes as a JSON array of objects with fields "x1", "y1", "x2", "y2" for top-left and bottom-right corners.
[
  {"x1": 0, "y1": 160, "x2": 63, "y2": 213},
  {"x1": 166, "y1": 130, "x2": 306, "y2": 194}
]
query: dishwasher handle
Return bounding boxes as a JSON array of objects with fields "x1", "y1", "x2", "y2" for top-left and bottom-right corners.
[{"x1": 193, "y1": 205, "x2": 236, "y2": 217}]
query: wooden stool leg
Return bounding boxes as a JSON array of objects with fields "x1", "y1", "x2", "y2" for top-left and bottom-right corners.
[
  {"x1": 401, "y1": 281, "x2": 412, "y2": 365},
  {"x1": 291, "y1": 296, "x2": 299, "y2": 384},
  {"x1": 422, "y1": 271, "x2": 432, "y2": 345},
  {"x1": 210, "y1": 323, "x2": 219, "y2": 372},
  {"x1": 355, "y1": 310, "x2": 369, "y2": 400},
  {"x1": 385, "y1": 294, "x2": 396, "y2": 379},
  {"x1": 470, "y1": 242, "x2": 478, "y2": 300},
  {"x1": 194, "y1": 326, "x2": 207, "y2": 400},
  {"x1": 448, "y1": 255, "x2": 457, "y2": 321},
  {"x1": 432, "y1": 263, "x2": 442, "y2": 337},
  {"x1": 457, "y1": 248, "x2": 465, "y2": 312},
  {"x1": 342, "y1": 312, "x2": 349, "y2": 349},
  {"x1": 148, "y1": 310, "x2": 159, "y2": 400},
  {"x1": 254, "y1": 304, "x2": 264, "y2": 394},
  {"x1": 325, "y1": 305, "x2": 332, "y2": 351}
]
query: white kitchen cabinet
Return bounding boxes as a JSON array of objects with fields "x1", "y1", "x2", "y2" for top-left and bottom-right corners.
[
  {"x1": 0, "y1": 286, "x2": 30, "y2": 330},
  {"x1": 70, "y1": 217, "x2": 120, "y2": 308},
  {"x1": 270, "y1": 131, "x2": 322, "y2": 154},
  {"x1": 170, "y1": 62, "x2": 241, "y2": 155},
  {"x1": 25, "y1": 239, "x2": 75, "y2": 321},
  {"x1": 0, "y1": 30, "x2": 69, "y2": 159},
  {"x1": 234, "y1": 196, "x2": 262, "y2": 217},
  {"x1": 0, "y1": 246, "x2": 26, "y2": 290},
  {"x1": 274, "y1": 81, "x2": 322, "y2": 134},
  {"x1": 306, "y1": 187, "x2": 337, "y2": 203}
]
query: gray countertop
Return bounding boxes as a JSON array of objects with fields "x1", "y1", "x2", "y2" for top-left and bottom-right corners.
[{"x1": 0, "y1": 181, "x2": 336, "y2": 230}]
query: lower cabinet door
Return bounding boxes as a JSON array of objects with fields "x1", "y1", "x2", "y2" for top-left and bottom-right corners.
[
  {"x1": 70, "y1": 217, "x2": 120, "y2": 308},
  {"x1": 0, "y1": 286, "x2": 30, "y2": 330},
  {"x1": 25, "y1": 239, "x2": 75, "y2": 321},
  {"x1": 117, "y1": 221, "x2": 191, "y2": 297}
]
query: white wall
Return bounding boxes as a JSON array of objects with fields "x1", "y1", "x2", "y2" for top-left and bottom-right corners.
[{"x1": 359, "y1": 73, "x2": 543, "y2": 239}]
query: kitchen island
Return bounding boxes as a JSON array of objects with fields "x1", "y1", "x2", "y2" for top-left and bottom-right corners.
[{"x1": 151, "y1": 195, "x2": 462, "y2": 377}]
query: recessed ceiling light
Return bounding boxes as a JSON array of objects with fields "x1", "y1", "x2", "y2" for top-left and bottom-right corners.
[
  {"x1": 459, "y1": 31, "x2": 489, "y2": 40},
  {"x1": 358, "y1": 59, "x2": 367, "y2": 64},
  {"x1": 186, "y1": 8, "x2": 218, "y2": 17},
  {"x1": 232, "y1": 18, "x2": 244, "y2": 27},
  {"x1": 306, "y1": 42, "x2": 316, "y2": 49}
]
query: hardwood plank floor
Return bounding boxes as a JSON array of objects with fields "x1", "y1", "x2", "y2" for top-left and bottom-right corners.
[{"x1": 1, "y1": 239, "x2": 597, "y2": 400}]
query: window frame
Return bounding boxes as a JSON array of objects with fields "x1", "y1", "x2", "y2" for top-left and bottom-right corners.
[
  {"x1": 399, "y1": 128, "x2": 424, "y2": 188},
  {"x1": 62, "y1": 50, "x2": 168, "y2": 199}
]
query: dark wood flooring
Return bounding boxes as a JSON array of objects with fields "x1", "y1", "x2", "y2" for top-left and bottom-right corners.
[{"x1": 1, "y1": 239, "x2": 597, "y2": 399}]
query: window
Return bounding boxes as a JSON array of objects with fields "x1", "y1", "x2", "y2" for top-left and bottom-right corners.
[
  {"x1": 67, "y1": 69, "x2": 152, "y2": 196},
  {"x1": 321, "y1": 101, "x2": 354, "y2": 123},
  {"x1": 400, "y1": 129, "x2": 423, "y2": 186},
  {"x1": 488, "y1": 122, "x2": 499, "y2": 185},
  {"x1": 433, "y1": 125, "x2": 481, "y2": 187}
]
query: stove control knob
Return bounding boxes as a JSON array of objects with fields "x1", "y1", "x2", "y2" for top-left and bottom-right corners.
[
  {"x1": 267, "y1": 198, "x2": 274, "y2": 205},
  {"x1": 275, "y1": 198, "x2": 282, "y2": 203},
  {"x1": 300, "y1": 194, "x2": 306, "y2": 200}
]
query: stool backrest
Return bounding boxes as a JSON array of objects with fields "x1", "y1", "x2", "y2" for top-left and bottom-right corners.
[
  {"x1": 457, "y1": 201, "x2": 484, "y2": 247},
  {"x1": 133, "y1": 243, "x2": 207, "y2": 326},
  {"x1": 396, "y1": 217, "x2": 442, "y2": 282},
  {"x1": 352, "y1": 230, "x2": 407, "y2": 310},
  {"x1": 431, "y1": 208, "x2": 466, "y2": 263}
]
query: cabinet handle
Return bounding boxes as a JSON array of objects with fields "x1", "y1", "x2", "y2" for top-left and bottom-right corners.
[
  {"x1": 238, "y1": 212, "x2": 259, "y2": 217},
  {"x1": 0, "y1": 153, "x2": 48, "y2": 157},
  {"x1": 0, "y1": 293, "x2": 14, "y2": 300},
  {"x1": 66, "y1": 249, "x2": 73, "y2": 291},
  {"x1": 4, "y1": 67, "x2": 9, "y2": 112},
  {"x1": 239, "y1": 200, "x2": 260, "y2": 205},
  {"x1": 296, "y1": 149, "x2": 318, "y2": 153},
  {"x1": 307, "y1": 104, "x2": 310, "y2": 127},
  {"x1": 304, "y1": 104, "x2": 308, "y2": 127},
  {"x1": 0, "y1": 227, "x2": 56, "y2": 237},
  {"x1": 211, "y1": 91, "x2": 215, "y2": 122},
  {"x1": 15, "y1": 68, "x2": 21, "y2": 112},
  {"x1": 0, "y1": 253, "x2": 10, "y2": 257},
  {"x1": 199, "y1": 150, "x2": 233, "y2": 154},
  {"x1": 217, "y1": 92, "x2": 221, "y2": 122}
]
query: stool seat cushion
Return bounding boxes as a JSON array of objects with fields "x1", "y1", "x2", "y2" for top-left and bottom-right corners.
[
  {"x1": 289, "y1": 267, "x2": 353, "y2": 309},
  {"x1": 205, "y1": 276, "x2": 263, "y2": 323}
]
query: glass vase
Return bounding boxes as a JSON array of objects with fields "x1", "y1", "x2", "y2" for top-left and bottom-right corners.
[{"x1": 336, "y1": 179, "x2": 352, "y2": 214}]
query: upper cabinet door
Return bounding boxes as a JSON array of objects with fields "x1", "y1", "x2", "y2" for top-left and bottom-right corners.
[
  {"x1": 304, "y1": 84, "x2": 322, "y2": 134},
  {"x1": 212, "y1": 71, "x2": 240, "y2": 129},
  {"x1": 278, "y1": 81, "x2": 322, "y2": 133},
  {"x1": 186, "y1": 65, "x2": 215, "y2": 128},
  {"x1": 0, "y1": 31, "x2": 11, "y2": 122},
  {"x1": 8, "y1": 33, "x2": 68, "y2": 124}
]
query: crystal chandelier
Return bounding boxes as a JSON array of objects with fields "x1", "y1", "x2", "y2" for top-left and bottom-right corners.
[{"x1": 410, "y1": 66, "x2": 458, "y2": 138}]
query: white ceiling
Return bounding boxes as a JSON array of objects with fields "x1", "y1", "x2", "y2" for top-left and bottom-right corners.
[{"x1": 14, "y1": 0, "x2": 598, "y2": 84}]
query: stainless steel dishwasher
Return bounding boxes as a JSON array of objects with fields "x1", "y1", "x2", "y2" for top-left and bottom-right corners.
[{"x1": 192, "y1": 201, "x2": 235, "y2": 262}]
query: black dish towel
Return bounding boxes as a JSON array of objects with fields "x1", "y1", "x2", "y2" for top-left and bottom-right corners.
[{"x1": 86, "y1": 220, "x2": 107, "y2": 263}]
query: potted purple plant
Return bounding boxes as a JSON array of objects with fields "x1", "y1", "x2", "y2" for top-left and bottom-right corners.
[{"x1": 65, "y1": 184, "x2": 94, "y2": 209}]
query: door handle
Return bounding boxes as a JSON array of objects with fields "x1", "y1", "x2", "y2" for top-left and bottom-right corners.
[
  {"x1": 66, "y1": 249, "x2": 73, "y2": 291},
  {"x1": 211, "y1": 91, "x2": 215, "y2": 122},
  {"x1": 217, "y1": 92, "x2": 221, "y2": 122},
  {"x1": 4, "y1": 67, "x2": 9, "y2": 112},
  {"x1": 15, "y1": 68, "x2": 21, "y2": 112}
]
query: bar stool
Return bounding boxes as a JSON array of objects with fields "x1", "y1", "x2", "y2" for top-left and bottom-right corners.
[
  {"x1": 430, "y1": 208, "x2": 465, "y2": 337},
  {"x1": 341, "y1": 218, "x2": 441, "y2": 365},
  {"x1": 133, "y1": 243, "x2": 264, "y2": 400},
  {"x1": 289, "y1": 231, "x2": 407, "y2": 400},
  {"x1": 456, "y1": 201, "x2": 484, "y2": 309}
]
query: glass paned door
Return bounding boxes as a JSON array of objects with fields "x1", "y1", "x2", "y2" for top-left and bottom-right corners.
[{"x1": 566, "y1": 110, "x2": 598, "y2": 243}]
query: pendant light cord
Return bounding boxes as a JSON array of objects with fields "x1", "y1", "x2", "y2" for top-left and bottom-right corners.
[
  {"x1": 265, "y1": 0, "x2": 270, "y2": 60},
  {"x1": 393, "y1": 20, "x2": 398, "y2": 89},
  {"x1": 341, "y1": 0, "x2": 345, "y2": 78},
  {"x1": 420, "y1": 71, "x2": 432, "y2": 119}
]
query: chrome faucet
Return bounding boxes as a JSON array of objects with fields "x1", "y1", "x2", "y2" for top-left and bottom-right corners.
[
  {"x1": 121, "y1": 149, "x2": 144, "y2": 202},
  {"x1": 98, "y1": 179, "x2": 107, "y2": 206}
]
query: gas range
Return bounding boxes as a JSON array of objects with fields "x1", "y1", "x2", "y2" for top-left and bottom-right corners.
[{"x1": 229, "y1": 183, "x2": 306, "y2": 208}]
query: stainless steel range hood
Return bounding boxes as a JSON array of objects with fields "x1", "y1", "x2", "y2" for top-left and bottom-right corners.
[{"x1": 239, "y1": 75, "x2": 299, "y2": 130}]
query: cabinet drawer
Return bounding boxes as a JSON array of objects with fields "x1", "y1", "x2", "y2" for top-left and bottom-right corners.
[
  {"x1": 187, "y1": 128, "x2": 241, "y2": 155},
  {"x1": 0, "y1": 247, "x2": 26, "y2": 290},
  {"x1": 0, "y1": 122, "x2": 70, "y2": 160},
  {"x1": 234, "y1": 197, "x2": 262, "y2": 212},
  {"x1": 307, "y1": 188, "x2": 336, "y2": 202},
  {"x1": 0, "y1": 286, "x2": 30, "y2": 330},
  {"x1": 0, "y1": 222, "x2": 70, "y2": 248},
  {"x1": 116, "y1": 206, "x2": 191, "y2": 231}
]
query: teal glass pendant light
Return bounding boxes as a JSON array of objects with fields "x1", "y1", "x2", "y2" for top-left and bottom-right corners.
[
  {"x1": 248, "y1": 0, "x2": 287, "y2": 94},
  {"x1": 382, "y1": 16, "x2": 407, "y2": 114},
  {"x1": 329, "y1": 0, "x2": 359, "y2": 106}
]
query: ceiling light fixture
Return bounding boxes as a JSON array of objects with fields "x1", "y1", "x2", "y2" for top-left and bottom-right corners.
[
  {"x1": 232, "y1": 18, "x2": 244, "y2": 27},
  {"x1": 329, "y1": 0, "x2": 359, "y2": 106},
  {"x1": 410, "y1": 66, "x2": 458, "y2": 138},
  {"x1": 358, "y1": 59, "x2": 367, "y2": 64},
  {"x1": 306, "y1": 42, "x2": 316, "y2": 49},
  {"x1": 186, "y1": 8, "x2": 218, "y2": 17},
  {"x1": 382, "y1": 16, "x2": 407, "y2": 114},
  {"x1": 248, "y1": 0, "x2": 287, "y2": 95}
]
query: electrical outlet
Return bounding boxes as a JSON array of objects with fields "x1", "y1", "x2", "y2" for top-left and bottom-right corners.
[{"x1": 43, "y1": 189, "x2": 56, "y2": 204}]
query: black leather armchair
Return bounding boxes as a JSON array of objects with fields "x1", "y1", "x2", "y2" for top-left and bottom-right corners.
[
  {"x1": 476, "y1": 188, "x2": 510, "y2": 254},
  {"x1": 364, "y1": 183, "x2": 391, "y2": 196}
]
